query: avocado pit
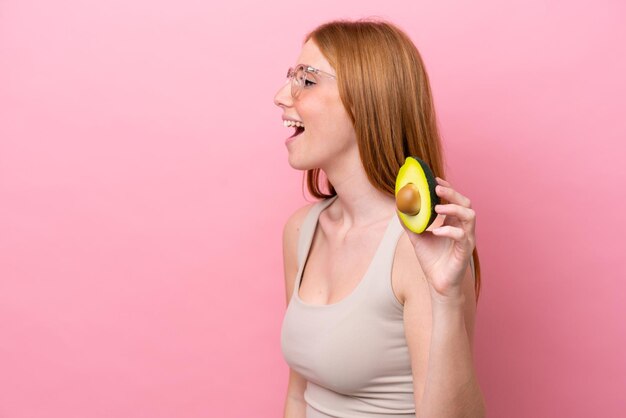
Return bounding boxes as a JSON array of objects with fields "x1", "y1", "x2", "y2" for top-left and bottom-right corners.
[{"x1": 396, "y1": 183, "x2": 422, "y2": 216}]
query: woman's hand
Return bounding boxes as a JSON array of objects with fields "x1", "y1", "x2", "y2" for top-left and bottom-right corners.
[{"x1": 396, "y1": 177, "x2": 476, "y2": 301}]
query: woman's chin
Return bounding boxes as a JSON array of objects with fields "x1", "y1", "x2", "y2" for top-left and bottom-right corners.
[
  {"x1": 286, "y1": 151, "x2": 314, "y2": 171},
  {"x1": 287, "y1": 156, "x2": 307, "y2": 171}
]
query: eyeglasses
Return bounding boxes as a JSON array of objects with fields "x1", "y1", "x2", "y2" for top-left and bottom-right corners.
[{"x1": 286, "y1": 64, "x2": 337, "y2": 99}]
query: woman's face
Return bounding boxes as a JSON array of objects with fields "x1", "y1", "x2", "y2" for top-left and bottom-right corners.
[{"x1": 273, "y1": 39, "x2": 357, "y2": 171}]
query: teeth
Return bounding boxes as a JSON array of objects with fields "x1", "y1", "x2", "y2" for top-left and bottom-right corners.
[{"x1": 283, "y1": 120, "x2": 305, "y2": 128}]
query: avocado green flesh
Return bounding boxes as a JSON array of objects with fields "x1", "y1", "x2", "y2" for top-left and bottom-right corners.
[{"x1": 395, "y1": 156, "x2": 439, "y2": 234}]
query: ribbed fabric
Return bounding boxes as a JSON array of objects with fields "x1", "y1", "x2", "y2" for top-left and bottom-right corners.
[{"x1": 281, "y1": 195, "x2": 416, "y2": 417}]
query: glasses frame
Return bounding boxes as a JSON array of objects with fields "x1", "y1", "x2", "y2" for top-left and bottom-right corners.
[{"x1": 286, "y1": 64, "x2": 337, "y2": 99}]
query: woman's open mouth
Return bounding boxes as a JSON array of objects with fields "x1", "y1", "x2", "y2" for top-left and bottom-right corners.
[
  {"x1": 289, "y1": 126, "x2": 305, "y2": 138},
  {"x1": 283, "y1": 119, "x2": 305, "y2": 144}
]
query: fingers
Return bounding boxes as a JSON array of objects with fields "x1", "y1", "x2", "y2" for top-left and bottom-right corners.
[
  {"x1": 434, "y1": 177, "x2": 476, "y2": 242},
  {"x1": 431, "y1": 225, "x2": 466, "y2": 240},
  {"x1": 435, "y1": 178, "x2": 471, "y2": 209},
  {"x1": 435, "y1": 203, "x2": 475, "y2": 225}
]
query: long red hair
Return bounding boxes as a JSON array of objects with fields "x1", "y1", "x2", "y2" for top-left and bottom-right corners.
[{"x1": 301, "y1": 18, "x2": 482, "y2": 303}]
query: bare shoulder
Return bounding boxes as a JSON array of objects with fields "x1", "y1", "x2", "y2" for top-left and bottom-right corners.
[
  {"x1": 392, "y1": 214, "x2": 447, "y2": 306},
  {"x1": 392, "y1": 232, "x2": 428, "y2": 306},
  {"x1": 282, "y1": 201, "x2": 318, "y2": 306},
  {"x1": 283, "y1": 201, "x2": 317, "y2": 240},
  {"x1": 392, "y1": 227, "x2": 478, "y2": 339},
  {"x1": 282, "y1": 201, "x2": 317, "y2": 264}
]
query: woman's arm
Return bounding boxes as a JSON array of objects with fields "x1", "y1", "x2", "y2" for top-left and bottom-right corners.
[
  {"x1": 418, "y1": 275, "x2": 485, "y2": 418},
  {"x1": 397, "y1": 236, "x2": 485, "y2": 418},
  {"x1": 283, "y1": 369, "x2": 307, "y2": 418}
]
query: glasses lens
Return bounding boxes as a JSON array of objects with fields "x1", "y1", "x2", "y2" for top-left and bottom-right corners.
[{"x1": 292, "y1": 65, "x2": 306, "y2": 99}]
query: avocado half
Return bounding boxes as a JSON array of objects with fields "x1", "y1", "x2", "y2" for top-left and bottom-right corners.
[{"x1": 395, "y1": 156, "x2": 440, "y2": 234}]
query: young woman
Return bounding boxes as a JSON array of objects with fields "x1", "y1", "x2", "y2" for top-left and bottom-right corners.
[{"x1": 274, "y1": 18, "x2": 485, "y2": 418}]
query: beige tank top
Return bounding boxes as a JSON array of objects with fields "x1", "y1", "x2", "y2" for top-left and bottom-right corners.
[{"x1": 281, "y1": 195, "x2": 416, "y2": 417}]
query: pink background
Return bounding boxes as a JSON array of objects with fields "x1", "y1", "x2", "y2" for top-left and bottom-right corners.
[{"x1": 1, "y1": 1, "x2": 625, "y2": 417}]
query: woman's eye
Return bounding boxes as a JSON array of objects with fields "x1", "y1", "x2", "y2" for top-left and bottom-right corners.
[{"x1": 304, "y1": 78, "x2": 316, "y2": 87}]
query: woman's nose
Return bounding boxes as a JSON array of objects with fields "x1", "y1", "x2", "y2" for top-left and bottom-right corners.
[{"x1": 273, "y1": 79, "x2": 293, "y2": 108}]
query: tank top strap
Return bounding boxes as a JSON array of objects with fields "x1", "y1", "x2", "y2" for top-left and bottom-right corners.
[
  {"x1": 370, "y1": 215, "x2": 476, "y2": 309},
  {"x1": 359, "y1": 212, "x2": 408, "y2": 311},
  {"x1": 296, "y1": 195, "x2": 338, "y2": 268},
  {"x1": 375, "y1": 212, "x2": 405, "y2": 260},
  {"x1": 384, "y1": 215, "x2": 476, "y2": 277}
]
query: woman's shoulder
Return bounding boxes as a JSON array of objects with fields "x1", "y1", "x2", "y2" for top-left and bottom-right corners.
[
  {"x1": 283, "y1": 198, "x2": 331, "y2": 256},
  {"x1": 283, "y1": 201, "x2": 317, "y2": 238},
  {"x1": 282, "y1": 199, "x2": 326, "y2": 304},
  {"x1": 285, "y1": 196, "x2": 335, "y2": 228}
]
